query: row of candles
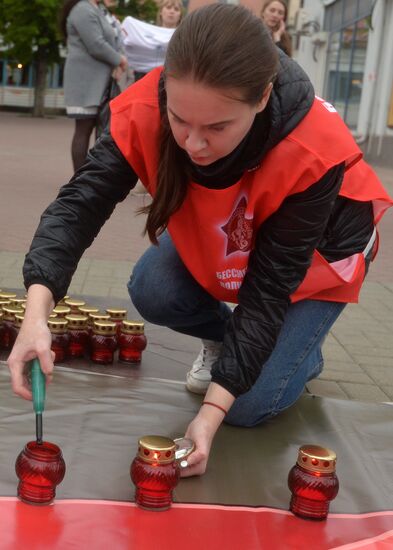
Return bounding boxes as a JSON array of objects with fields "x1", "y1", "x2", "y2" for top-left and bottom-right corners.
[
  {"x1": 0, "y1": 290, "x2": 147, "y2": 364},
  {"x1": 15, "y1": 436, "x2": 339, "y2": 519}
]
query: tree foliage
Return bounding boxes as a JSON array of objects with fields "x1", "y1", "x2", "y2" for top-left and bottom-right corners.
[{"x1": 0, "y1": 0, "x2": 62, "y2": 65}]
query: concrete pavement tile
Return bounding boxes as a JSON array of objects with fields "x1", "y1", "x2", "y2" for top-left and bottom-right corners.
[
  {"x1": 323, "y1": 344, "x2": 358, "y2": 362},
  {"x1": 322, "y1": 360, "x2": 366, "y2": 373},
  {"x1": 319, "y1": 368, "x2": 373, "y2": 384},
  {"x1": 344, "y1": 344, "x2": 393, "y2": 358},
  {"x1": 360, "y1": 365, "x2": 393, "y2": 386},
  {"x1": 306, "y1": 379, "x2": 349, "y2": 399},
  {"x1": 108, "y1": 287, "x2": 130, "y2": 300},
  {"x1": 382, "y1": 386, "x2": 393, "y2": 400},
  {"x1": 338, "y1": 382, "x2": 390, "y2": 402},
  {"x1": 357, "y1": 355, "x2": 393, "y2": 368},
  {"x1": 364, "y1": 332, "x2": 393, "y2": 346}
]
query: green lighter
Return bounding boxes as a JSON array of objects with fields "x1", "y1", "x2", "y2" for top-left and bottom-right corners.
[{"x1": 30, "y1": 358, "x2": 46, "y2": 444}]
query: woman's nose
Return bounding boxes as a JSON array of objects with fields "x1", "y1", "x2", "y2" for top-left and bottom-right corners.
[{"x1": 185, "y1": 132, "x2": 206, "y2": 153}]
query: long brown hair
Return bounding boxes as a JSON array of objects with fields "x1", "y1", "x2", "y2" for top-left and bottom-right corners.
[
  {"x1": 59, "y1": 0, "x2": 83, "y2": 39},
  {"x1": 143, "y1": 4, "x2": 279, "y2": 244},
  {"x1": 261, "y1": 0, "x2": 292, "y2": 57}
]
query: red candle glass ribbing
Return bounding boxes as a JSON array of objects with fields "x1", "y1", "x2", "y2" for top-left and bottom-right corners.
[
  {"x1": 65, "y1": 314, "x2": 89, "y2": 358},
  {"x1": 1, "y1": 306, "x2": 24, "y2": 350},
  {"x1": 288, "y1": 445, "x2": 339, "y2": 520},
  {"x1": 15, "y1": 441, "x2": 66, "y2": 505},
  {"x1": 90, "y1": 321, "x2": 117, "y2": 364},
  {"x1": 130, "y1": 436, "x2": 180, "y2": 511},
  {"x1": 48, "y1": 319, "x2": 70, "y2": 363},
  {"x1": 119, "y1": 321, "x2": 147, "y2": 364},
  {"x1": 0, "y1": 312, "x2": 4, "y2": 350}
]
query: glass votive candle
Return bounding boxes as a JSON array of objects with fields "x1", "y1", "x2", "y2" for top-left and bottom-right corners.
[
  {"x1": 130, "y1": 436, "x2": 180, "y2": 511},
  {"x1": 0, "y1": 312, "x2": 4, "y2": 349},
  {"x1": 48, "y1": 319, "x2": 70, "y2": 363},
  {"x1": 1, "y1": 306, "x2": 24, "y2": 350},
  {"x1": 78, "y1": 305, "x2": 100, "y2": 317},
  {"x1": 52, "y1": 305, "x2": 71, "y2": 318},
  {"x1": 90, "y1": 321, "x2": 117, "y2": 364},
  {"x1": 288, "y1": 444, "x2": 339, "y2": 520},
  {"x1": 106, "y1": 308, "x2": 127, "y2": 337},
  {"x1": 15, "y1": 441, "x2": 66, "y2": 505},
  {"x1": 0, "y1": 291, "x2": 17, "y2": 301},
  {"x1": 13, "y1": 313, "x2": 24, "y2": 339},
  {"x1": 65, "y1": 314, "x2": 89, "y2": 358},
  {"x1": 64, "y1": 298, "x2": 86, "y2": 314},
  {"x1": 118, "y1": 321, "x2": 147, "y2": 364}
]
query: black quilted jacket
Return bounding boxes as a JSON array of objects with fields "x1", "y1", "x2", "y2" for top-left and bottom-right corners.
[{"x1": 24, "y1": 52, "x2": 374, "y2": 397}]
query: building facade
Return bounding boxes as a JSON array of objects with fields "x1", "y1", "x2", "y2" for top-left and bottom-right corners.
[{"x1": 294, "y1": 0, "x2": 393, "y2": 166}]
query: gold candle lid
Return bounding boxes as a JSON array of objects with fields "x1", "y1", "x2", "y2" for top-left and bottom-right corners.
[
  {"x1": 93, "y1": 320, "x2": 117, "y2": 336},
  {"x1": 0, "y1": 300, "x2": 11, "y2": 309},
  {"x1": 10, "y1": 297, "x2": 26, "y2": 307},
  {"x1": 106, "y1": 308, "x2": 128, "y2": 319},
  {"x1": 53, "y1": 305, "x2": 71, "y2": 317},
  {"x1": 14, "y1": 314, "x2": 25, "y2": 328},
  {"x1": 88, "y1": 313, "x2": 111, "y2": 325},
  {"x1": 296, "y1": 445, "x2": 337, "y2": 474},
  {"x1": 0, "y1": 292, "x2": 17, "y2": 300},
  {"x1": 121, "y1": 320, "x2": 145, "y2": 335},
  {"x1": 65, "y1": 314, "x2": 88, "y2": 329},
  {"x1": 2, "y1": 306, "x2": 24, "y2": 321},
  {"x1": 64, "y1": 299, "x2": 86, "y2": 310},
  {"x1": 79, "y1": 306, "x2": 100, "y2": 315},
  {"x1": 48, "y1": 319, "x2": 68, "y2": 334},
  {"x1": 138, "y1": 435, "x2": 176, "y2": 464}
]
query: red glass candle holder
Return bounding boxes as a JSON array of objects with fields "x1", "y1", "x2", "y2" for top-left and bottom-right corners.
[
  {"x1": 106, "y1": 308, "x2": 127, "y2": 338},
  {"x1": 15, "y1": 441, "x2": 66, "y2": 505},
  {"x1": 0, "y1": 312, "x2": 4, "y2": 349},
  {"x1": 1, "y1": 306, "x2": 24, "y2": 350},
  {"x1": 288, "y1": 445, "x2": 339, "y2": 520},
  {"x1": 119, "y1": 321, "x2": 147, "y2": 364},
  {"x1": 48, "y1": 319, "x2": 70, "y2": 363},
  {"x1": 65, "y1": 314, "x2": 89, "y2": 358},
  {"x1": 52, "y1": 305, "x2": 71, "y2": 318},
  {"x1": 90, "y1": 321, "x2": 117, "y2": 364},
  {"x1": 130, "y1": 436, "x2": 180, "y2": 511},
  {"x1": 64, "y1": 298, "x2": 86, "y2": 314}
]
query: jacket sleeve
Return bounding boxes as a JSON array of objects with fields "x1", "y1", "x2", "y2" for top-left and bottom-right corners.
[
  {"x1": 23, "y1": 133, "x2": 138, "y2": 303},
  {"x1": 71, "y1": 3, "x2": 122, "y2": 67},
  {"x1": 210, "y1": 163, "x2": 345, "y2": 397}
]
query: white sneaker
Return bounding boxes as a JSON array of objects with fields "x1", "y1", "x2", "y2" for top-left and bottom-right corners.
[{"x1": 186, "y1": 339, "x2": 223, "y2": 395}]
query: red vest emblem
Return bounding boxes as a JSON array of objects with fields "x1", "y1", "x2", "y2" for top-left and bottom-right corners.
[{"x1": 221, "y1": 197, "x2": 253, "y2": 255}]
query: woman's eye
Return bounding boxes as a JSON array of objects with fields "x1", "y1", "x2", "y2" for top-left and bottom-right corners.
[{"x1": 210, "y1": 126, "x2": 225, "y2": 132}]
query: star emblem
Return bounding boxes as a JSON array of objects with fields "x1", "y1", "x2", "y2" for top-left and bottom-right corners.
[{"x1": 221, "y1": 197, "x2": 253, "y2": 256}]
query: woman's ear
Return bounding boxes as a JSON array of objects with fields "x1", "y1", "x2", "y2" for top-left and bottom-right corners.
[{"x1": 256, "y1": 82, "x2": 273, "y2": 113}]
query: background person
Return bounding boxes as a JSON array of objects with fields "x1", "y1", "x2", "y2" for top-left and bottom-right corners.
[
  {"x1": 121, "y1": 0, "x2": 182, "y2": 82},
  {"x1": 60, "y1": 0, "x2": 127, "y2": 171},
  {"x1": 261, "y1": 0, "x2": 292, "y2": 56},
  {"x1": 8, "y1": 5, "x2": 392, "y2": 479}
]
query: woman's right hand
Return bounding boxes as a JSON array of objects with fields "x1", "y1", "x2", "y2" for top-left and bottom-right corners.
[
  {"x1": 7, "y1": 284, "x2": 55, "y2": 401},
  {"x1": 273, "y1": 19, "x2": 286, "y2": 42}
]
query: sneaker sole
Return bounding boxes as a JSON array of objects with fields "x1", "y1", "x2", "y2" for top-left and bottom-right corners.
[{"x1": 185, "y1": 374, "x2": 210, "y2": 395}]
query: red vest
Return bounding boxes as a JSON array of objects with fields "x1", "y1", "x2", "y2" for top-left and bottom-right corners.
[{"x1": 111, "y1": 68, "x2": 393, "y2": 304}]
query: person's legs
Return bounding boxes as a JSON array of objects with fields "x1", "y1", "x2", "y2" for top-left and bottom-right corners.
[
  {"x1": 71, "y1": 118, "x2": 96, "y2": 172},
  {"x1": 225, "y1": 299, "x2": 346, "y2": 427},
  {"x1": 128, "y1": 232, "x2": 232, "y2": 341}
]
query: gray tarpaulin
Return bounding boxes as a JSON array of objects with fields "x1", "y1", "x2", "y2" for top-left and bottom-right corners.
[{"x1": 1, "y1": 296, "x2": 392, "y2": 513}]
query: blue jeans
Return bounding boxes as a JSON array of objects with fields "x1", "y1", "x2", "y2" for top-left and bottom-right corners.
[{"x1": 129, "y1": 233, "x2": 346, "y2": 428}]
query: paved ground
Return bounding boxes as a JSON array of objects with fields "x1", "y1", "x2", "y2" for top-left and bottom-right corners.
[{"x1": 1, "y1": 111, "x2": 393, "y2": 403}]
